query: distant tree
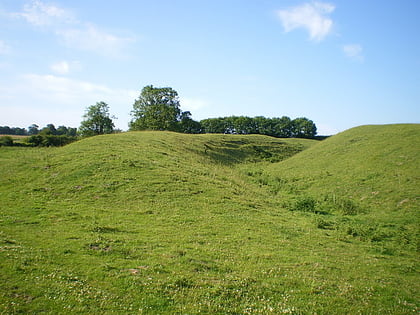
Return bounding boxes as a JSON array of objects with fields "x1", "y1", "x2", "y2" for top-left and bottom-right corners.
[
  {"x1": 0, "y1": 126, "x2": 12, "y2": 134},
  {"x1": 12, "y1": 127, "x2": 27, "y2": 135},
  {"x1": 271, "y1": 116, "x2": 292, "y2": 138},
  {"x1": 178, "y1": 111, "x2": 203, "y2": 134},
  {"x1": 56, "y1": 125, "x2": 68, "y2": 136},
  {"x1": 79, "y1": 102, "x2": 115, "y2": 137},
  {"x1": 200, "y1": 118, "x2": 228, "y2": 134},
  {"x1": 40, "y1": 124, "x2": 57, "y2": 135},
  {"x1": 200, "y1": 116, "x2": 317, "y2": 139},
  {"x1": 0, "y1": 126, "x2": 28, "y2": 135},
  {"x1": 67, "y1": 127, "x2": 77, "y2": 137},
  {"x1": 28, "y1": 124, "x2": 39, "y2": 135},
  {"x1": 254, "y1": 116, "x2": 273, "y2": 136},
  {"x1": 291, "y1": 117, "x2": 317, "y2": 138},
  {"x1": 130, "y1": 85, "x2": 185, "y2": 131}
]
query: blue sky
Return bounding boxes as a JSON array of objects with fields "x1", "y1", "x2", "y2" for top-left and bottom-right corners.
[{"x1": 0, "y1": 0, "x2": 419, "y2": 134}]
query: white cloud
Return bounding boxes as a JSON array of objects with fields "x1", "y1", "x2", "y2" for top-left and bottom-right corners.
[
  {"x1": 12, "y1": 1, "x2": 135, "y2": 57},
  {"x1": 14, "y1": 0, "x2": 75, "y2": 26},
  {"x1": 0, "y1": 74, "x2": 137, "y2": 129},
  {"x1": 50, "y1": 60, "x2": 82, "y2": 75},
  {"x1": 0, "y1": 40, "x2": 11, "y2": 54},
  {"x1": 50, "y1": 61, "x2": 69, "y2": 75},
  {"x1": 277, "y1": 2, "x2": 335, "y2": 41},
  {"x1": 343, "y1": 44, "x2": 364, "y2": 61},
  {"x1": 19, "y1": 74, "x2": 134, "y2": 104},
  {"x1": 56, "y1": 25, "x2": 135, "y2": 57}
]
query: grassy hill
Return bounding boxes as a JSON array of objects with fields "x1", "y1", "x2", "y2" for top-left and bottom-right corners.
[{"x1": 0, "y1": 127, "x2": 418, "y2": 314}]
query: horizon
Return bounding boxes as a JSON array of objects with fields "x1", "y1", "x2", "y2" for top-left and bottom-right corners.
[{"x1": 0, "y1": 0, "x2": 419, "y2": 135}]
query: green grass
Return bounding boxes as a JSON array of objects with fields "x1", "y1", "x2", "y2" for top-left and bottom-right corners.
[{"x1": 0, "y1": 127, "x2": 418, "y2": 314}]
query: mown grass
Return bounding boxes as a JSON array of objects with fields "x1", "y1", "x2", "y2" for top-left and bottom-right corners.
[{"x1": 0, "y1": 127, "x2": 419, "y2": 314}]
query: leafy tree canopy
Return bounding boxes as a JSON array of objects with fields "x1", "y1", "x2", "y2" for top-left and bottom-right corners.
[
  {"x1": 129, "y1": 85, "x2": 200, "y2": 133},
  {"x1": 200, "y1": 116, "x2": 317, "y2": 138},
  {"x1": 79, "y1": 102, "x2": 115, "y2": 137}
]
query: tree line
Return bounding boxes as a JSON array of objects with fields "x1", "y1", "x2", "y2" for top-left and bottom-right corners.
[
  {"x1": 0, "y1": 124, "x2": 78, "y2": 147},
  {"x1": 1, "y1": 85, "x2": 318, "y2": 146},
  {"x1": 0, "y1": 124, "x2": 77, "y2": 136},
  {"x1": 200, "y1": 116, "x2": 316, "y2": 138},
  {"x1": 125, "y1": 85, "x2": 317, "y2": 138}
]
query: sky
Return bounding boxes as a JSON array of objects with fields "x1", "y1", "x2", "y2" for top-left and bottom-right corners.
[{"x1": 0, "y1": 0, "x2": 419, "y2": 135}]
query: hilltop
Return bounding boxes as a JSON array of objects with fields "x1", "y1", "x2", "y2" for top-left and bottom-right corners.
[{"x1": 0, "y1": 126, "x2": 418, "y2": 314}]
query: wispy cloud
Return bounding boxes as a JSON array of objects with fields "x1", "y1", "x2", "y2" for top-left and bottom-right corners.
[
  {"x1": 0, "y1": 40, "x2": 11, "y2": 54},
  {"x1": 343, "y1": 44, "x2": 364, "y2": 61},
  {"x1": 277, "y1": 2, "x2": 335, "y2": 42},
  {"x1": 12, "y1": 0, "x2": 135, "y2": 57},
  {"x1": 50, "y1": 60, "x2": 81, "y2": 75},
  {"x1": 0, "y1": 74, "x2": 137, "y2": 128},
  {"x1": 13, "y1": 0, "x2": 75, "y2": 26},
  {"x1": 56, "y1": 25, "x2": 135, "y2": 57},
  {"x1": 19, "y1": 74, "x2": 131, "y2": 103}
]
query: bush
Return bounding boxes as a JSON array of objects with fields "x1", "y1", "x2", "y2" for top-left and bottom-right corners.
[
  {"x1": 292, "y1": 196, "x2": 317, "y2": 213},
  {"x1": 26, "y1": 135, "x2": 77, "y2": 147},
  {"x1": 327, "y1": 195, "x2": 364, "y2": 215},
  {"x1": 0, "y1": 136, "x2": 13, "y2": 146}
]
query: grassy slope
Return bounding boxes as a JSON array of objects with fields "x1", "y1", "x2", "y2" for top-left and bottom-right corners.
[
  {"x1": 267, "y1": 124, "x2": 419, "y2": 208},
  {"x1": 0, "y1": 129, "x2": 418, "y2": 314},
  {"x1": 263, "y1": 124, "x2": 419, "y2": 246}
]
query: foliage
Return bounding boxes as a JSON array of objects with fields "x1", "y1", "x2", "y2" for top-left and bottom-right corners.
[
  {"x1": 0, "y1": 136, "x2": 13, "y2": 146},
  {"x1": 26, "y1": 134, "x2": 78, "y2": 147},
  {"x1": 28, "y1": 124, "x2": 39, "y2": 135},
  {"x1": 178, "y1": 111, "x2": 203, "y2": 134},
  {"x1": 0, "y1": 126, "x2": 27, "y2": 135},
  {"x1": 291, "y1": 195, "x2": 317, "y2": 212},
  {"x1": 79, "y1": 102, "x2": 115, "y2": 137},
  {"x1": 130, "y1": 85, "x2": 196, "y2": 133},
  {"x1": 291, "y1": 117, "x2": 318, "y2": 138},
  {"x1": 1, "y1": 124, "x2": 77, "y2": 136},
  {"x1": 200, "y1": 116, "x2": 317, "y2": 138},
  {"x1": 130, "y1": 85, "x2": 180, "y2": 131}
]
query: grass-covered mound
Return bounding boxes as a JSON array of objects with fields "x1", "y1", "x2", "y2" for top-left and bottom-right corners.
[
  {"x1": 0, "y1": 129, "x2": 418, "y2": 314},
  {"x1": 268, "y1": 124, "x2": 419, "y2": 210},
  {"x1": 260, "y1": 124, "x2": 419, "y2": 248}
]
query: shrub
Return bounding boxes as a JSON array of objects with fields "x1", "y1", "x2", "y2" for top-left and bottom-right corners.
[
  {"x1": 292, "y1": 196, "x2": 317, "y2": 213},
  {"x1": 0, "y1": 136, "x2": 13, "y2": 146},
  {"x1": 322, "y1": 194, "x2": 364, "y2": 215},
  {"x1": 26, "y1": 135, "x2": 77, "y2": 147}
]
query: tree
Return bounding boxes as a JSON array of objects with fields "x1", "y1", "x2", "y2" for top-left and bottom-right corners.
[
  {"x1": 56, "y1": 125, "x2": 68, "y2": 136},
  {"x1": 200, "y1": 118, "x2": 226, "y2": 134},
  {"x1": 28, "y1": 124, "x2": 39, "y2": 135},
  {"x1": 40, "y1": 124, "x2": 57, "y2": 135},
  {"x1": 178, "y1": 111, "x2": 202, "y2": 134},
  {"x1": 290, "y1": 117, "x2": 317, "y2": 138},
  {"x1": 130, "y1": 85, "x2": 183, "y2": 131},
  {"x1": 271, "y1": 116, "x2": 292, "y2": 138},
  {"x1": 79, "y1": 102, "x2": 115, "y2": 137}
]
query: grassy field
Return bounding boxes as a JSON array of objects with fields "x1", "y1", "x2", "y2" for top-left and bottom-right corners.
[{"x1": 0, "y1": 126, "x2": 418, "y2": 314}]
